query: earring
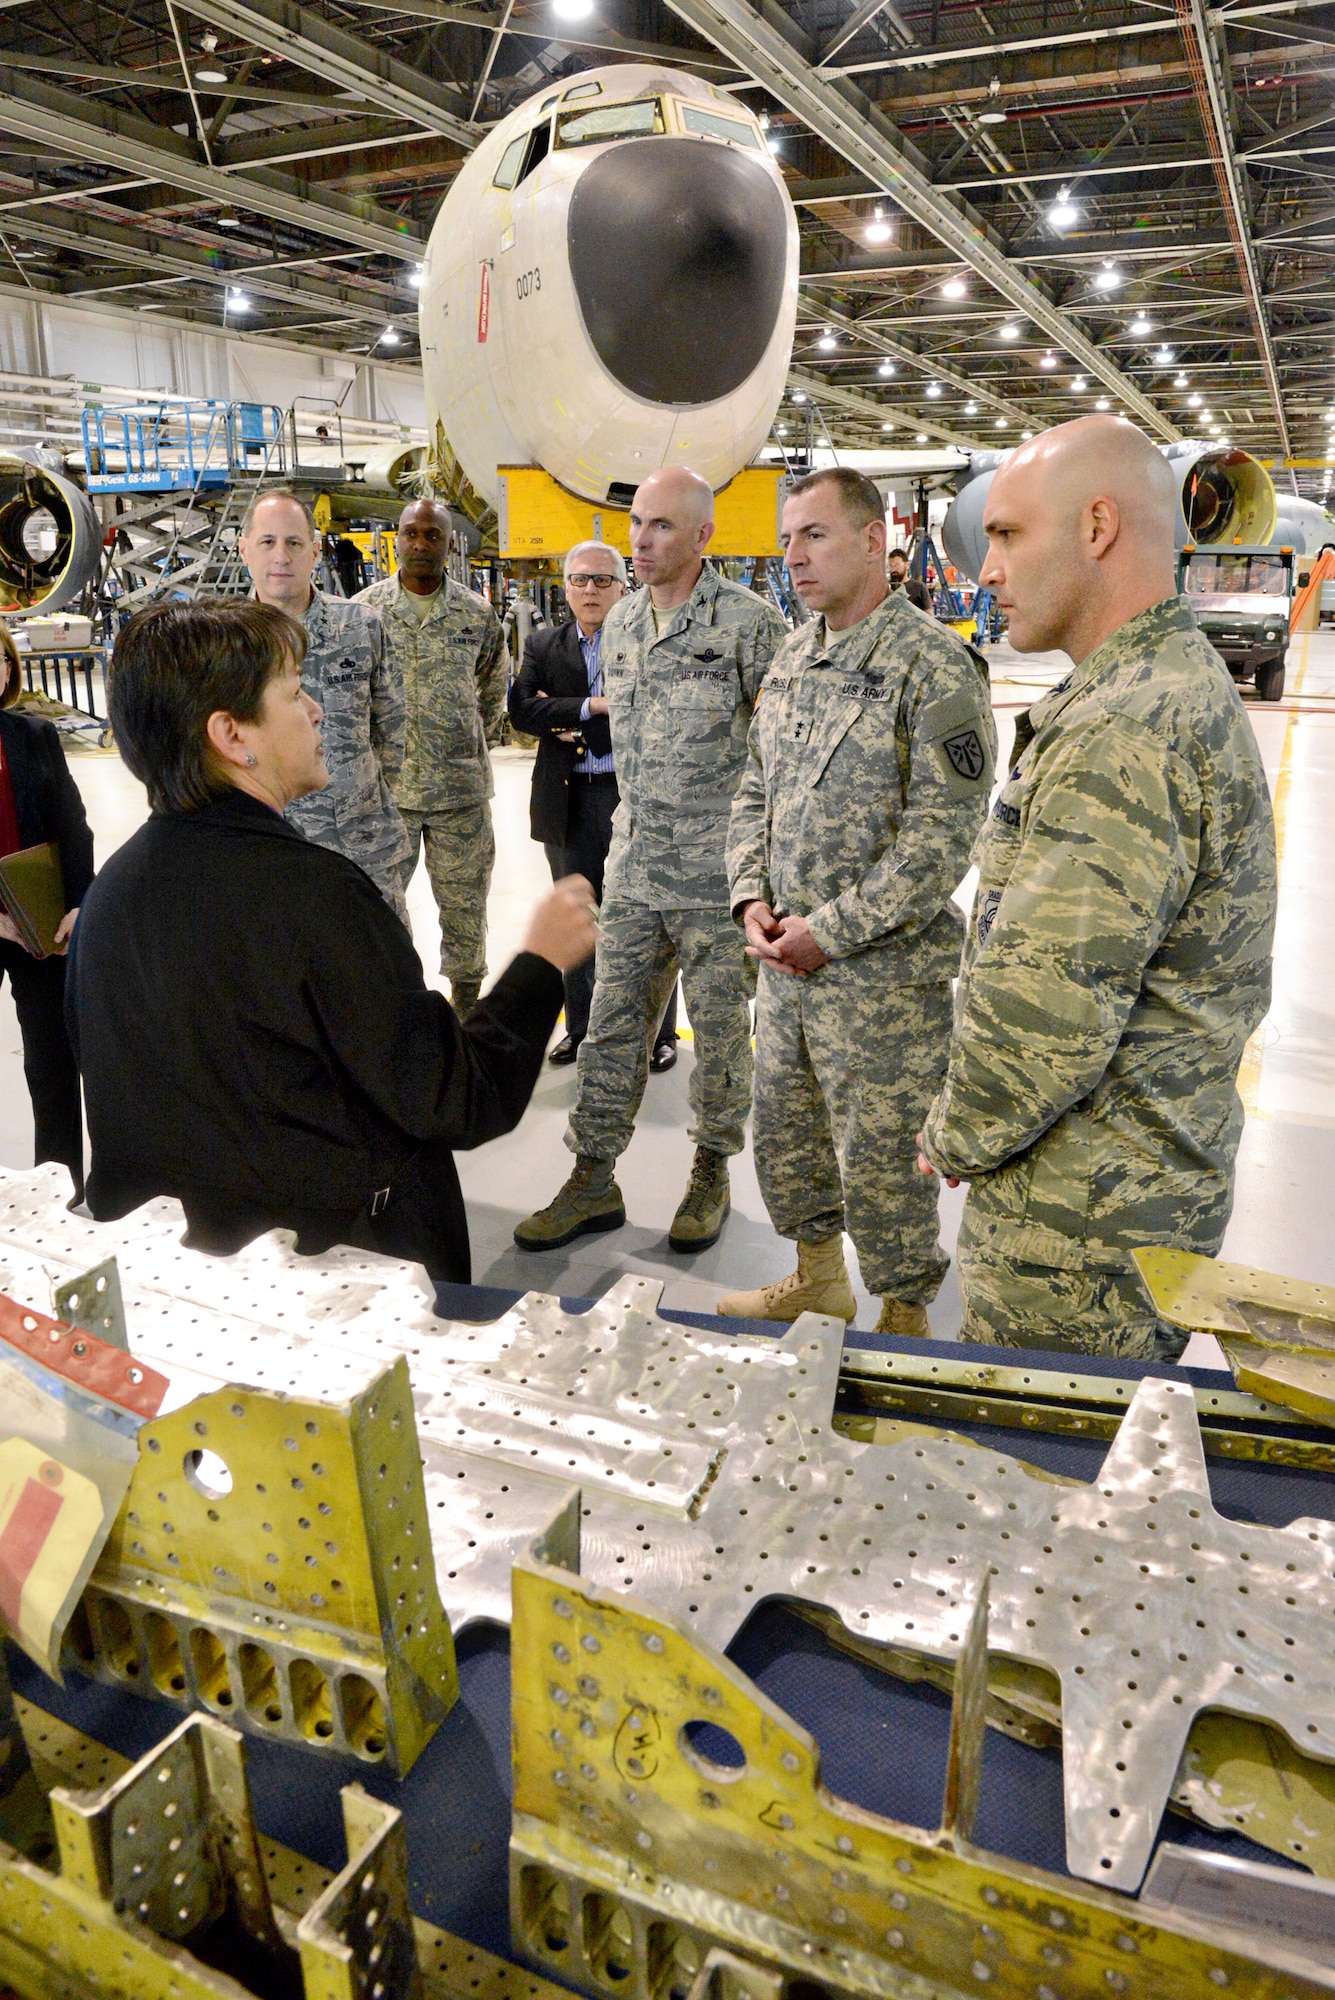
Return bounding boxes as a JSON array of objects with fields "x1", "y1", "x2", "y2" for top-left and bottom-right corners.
[{"x1": 245, "y1": 754, "x2": 258, "y2": 766}]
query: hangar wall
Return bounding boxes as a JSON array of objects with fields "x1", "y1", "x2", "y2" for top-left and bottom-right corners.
[{"x1": 0, "y1": 280, "x2": 428, "y2": 436}]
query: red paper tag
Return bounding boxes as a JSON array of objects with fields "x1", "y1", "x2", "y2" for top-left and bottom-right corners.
[
  {"x1": 0, "y1": 1471, "x2": 63, "y2": 1631},
  {"x1": 477, "y1": 262, "x2": 490, "y2": 343},
  {"x1": 0, "y1": 1294, "x2": 167, "y2": 1417}
]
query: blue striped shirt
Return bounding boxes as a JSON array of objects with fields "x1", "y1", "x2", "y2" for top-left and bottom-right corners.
[{"x1": 577, "y1": 625, "x2": 616, "y2": 777}]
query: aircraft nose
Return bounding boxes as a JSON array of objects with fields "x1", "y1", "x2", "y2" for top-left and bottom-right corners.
[{"x1": 568, "y1": 136, "x2": 789, "y2": 406}]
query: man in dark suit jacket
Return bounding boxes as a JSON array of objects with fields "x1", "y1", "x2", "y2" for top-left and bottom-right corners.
[{"x1": 509, "y1": 541, "x2": 676, "y2": 1066}]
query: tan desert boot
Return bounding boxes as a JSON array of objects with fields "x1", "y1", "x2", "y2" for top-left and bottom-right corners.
[
  {"x1": 874, "y1": 1297, "x2": 931, "y2": 1338},
  {"x1": 716, "y1": 1237, "x2": 856, "y2": 1324}
]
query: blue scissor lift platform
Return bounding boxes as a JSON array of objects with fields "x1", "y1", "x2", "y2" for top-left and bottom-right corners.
[{"x1": 81, "y1": 397, "x2": 285, "y2": 495}]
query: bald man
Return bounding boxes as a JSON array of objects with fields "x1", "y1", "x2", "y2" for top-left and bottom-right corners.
[
  {"x1": 517, "y1": 465, "x2": 787, "y2": 1255},
  {"x1": 919, "y1": 417, "x2": 1277, "y2": 1358},
  {"x1": 358, "y1": 500, "x2": 507, "y2": 1014}
]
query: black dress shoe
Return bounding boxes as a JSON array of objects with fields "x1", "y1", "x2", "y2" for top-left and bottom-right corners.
[
  {"x1": 650, "y1": 1039, "x2": 678, "y2": 1073},
  {"x1": 548, "y1": 1034, "x2": 582, "y2": 1067}
]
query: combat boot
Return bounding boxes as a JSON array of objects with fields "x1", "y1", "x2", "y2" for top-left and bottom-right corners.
[
  {"x1": 716, "y1": 1238, "x2": 856, "y2": 1325},
  {"x1": 514, "y1": 1158, "x2": 626, "y2": 1251},
  {"x1": 451, "y1": 980, "x2": 482, "y2": 1016},
  {"x1": 668, "y1": 1147, "x2": 730, "y2": 1252},
  {"x1": 875, "y1": 1297, "x2": 931, "y2": 1338}
]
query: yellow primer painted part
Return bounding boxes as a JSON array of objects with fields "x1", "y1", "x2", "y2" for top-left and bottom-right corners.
[
  {"x1": 77, "y1": 1359, "x2": 457, "y2": 1776},
  {"x1": 509, "y1": 1558, "x2": 1335, "y2": 2000}
]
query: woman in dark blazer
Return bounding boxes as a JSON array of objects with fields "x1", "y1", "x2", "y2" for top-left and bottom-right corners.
[
  {"x1": 0, "y1": 627, "x2": 93, "y2": 1201},
  {"x1": 66, "y1": 599, "x2": 594, "y2": 1282},
  {"x1": 508, "y1": 544, "x2": 677, "y2": 1068}
]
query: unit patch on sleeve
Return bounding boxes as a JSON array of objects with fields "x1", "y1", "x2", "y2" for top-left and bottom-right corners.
[{"x1": 943, "y1": 728, "x2": 986, "y2": 780}]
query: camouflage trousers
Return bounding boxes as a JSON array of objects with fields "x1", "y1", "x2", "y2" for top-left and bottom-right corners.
[
  {"x1": 399, "y1": 803, "x2": 495, "y2": 988},
  {"x1": 752, "y1": 961, "x2": 951, "y2": 1304},
  {"x1": 567, "y1": 900, "x2": 753, "y2": 1163},
  {"x1": 955, "y1": 1207, "x2": 1189, "y2": 1360}
]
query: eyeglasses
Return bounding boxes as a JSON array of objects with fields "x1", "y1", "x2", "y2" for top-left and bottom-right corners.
[{"x1": 567, "y1": 573, "x2": 618, "y2": 589}]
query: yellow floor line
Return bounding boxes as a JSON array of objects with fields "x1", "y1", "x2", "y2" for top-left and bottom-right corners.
[{"x1": 1238, "y1": 632, "x2": 1308, "y2": 1115}]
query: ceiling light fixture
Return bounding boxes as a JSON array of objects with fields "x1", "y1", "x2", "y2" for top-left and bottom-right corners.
[
  {"x1": 1154, "y1": 345, "x2": 1174, "y2": 365},
  {"x1": 978, "y1": 78, "x2": 1007, "y2": 125},
  {"x1": 999, "y1": 323, "x2": 1020, "y2": 340},
  {"x1": 817, "y1": 330, "x2": 837, "y2": 351},
  {"x1": 1095, "y1": 397, "x2": 1110, "y2": 409},
  {"x1": 964, "y1": 401, "x2": 978, "y2": 414},
  {"x1": 1072, "y1": 376, "x2": 1087, "y2": 391},
  {"x1": 1174, "y1": 372, "x2": 1189, "y2": 387},
  {"x1": 995, "y1": 417, "x2": 1008, "y2": 428},
  {"x1": 1129, "y1": 314, "x2": 1153, "y2": 337},
  {"x1": 915, "y1": 432, "x2": 927, "y2": 441},
  {"x1": 1048, "y1": 188, "x2": 1079, "y2": 230},
  {"x1": 380, "y1": 324, "x2": 401, "y2": 346},
  {"x1": 792, "y1": 390, "x2": 807, "y2": 403},
  {"x1": 877, "y1": 360, "x2": 895, "y2": 377},
  {"x1": 408, "y1": 264, "x2": 426, "y2": 289},
  {"x1": 225, "y1": 288, "x2": 250, "y2": 311},
  {"x1": 864, "y1": 204, "x2": 892, "y2": 246},
  {"x1": 881, "y1": 421, "x2": 895, "y2": 431},
  {"x1": 1040, "y1": 351, "x2": 1057, "y2": 369},
  {"x1": 197, "y1": 64, "x2": 228, "y2": 82},
  {"x1": 552, "y1": 0, "x2": 595, "y2": 19},
  {"x1": 215, "y1": 210, "x2": 241, "y2": 228},
  {"x1": 941, "y1": 277, "x2": 967, "y2": 300},
  {"x1": 1094, "y1": 262, "x2": 1122, "y2": 291},
  {"x1": 1188, "y1": 393, "x2": 1203, "y2": 408},
  {"x1": 926, "y1": 382, "x2": 942, "y2": 398}
]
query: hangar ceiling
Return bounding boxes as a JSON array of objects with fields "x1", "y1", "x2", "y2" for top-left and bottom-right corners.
[{"x1": 2, "y1": 0, "x2": 1334, "y2": 487}]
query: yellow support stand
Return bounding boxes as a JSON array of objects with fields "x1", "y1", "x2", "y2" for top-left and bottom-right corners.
[{"x1": 496, "y1": 466, "x2": 786, "y2": 559}]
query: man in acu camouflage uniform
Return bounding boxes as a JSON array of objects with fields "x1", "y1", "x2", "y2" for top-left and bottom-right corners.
[
  {"x1": 918, "y1": 416, "x2": 1277, "y2": 1358},
  {"x1": 240, "y1": 489, "x2": 410, "y2": 921},
  {"x1": 357, "y1": 499, "x2": 507, "y2": 1015},
  {"x1": 515, "y1": 464, "x2": 787, "y2": 1254},
  {"x1": 721, "y1": 468, "x2": 996, "y2": 1336}
]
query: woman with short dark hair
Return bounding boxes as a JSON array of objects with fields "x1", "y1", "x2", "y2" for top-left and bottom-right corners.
[
  {"x1": 0, "y1": 623, "x2": 93, "y2": 1202},
  {"x1": 68, "y1": 599, "x2": 595, "y2": 1282}
]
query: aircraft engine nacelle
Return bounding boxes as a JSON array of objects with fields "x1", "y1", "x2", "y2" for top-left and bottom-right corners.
[
  {"x1": 1161, "y1": 440, "x2": 1277, "y2": 549},
  {"x1": 942, "y1": 439, "x2": 1279, "y2": 584},
  {"x1": 0, "y1": 457, "x2": 100, "y2": 616},
  {"x1": 1270, "y1": 493, "x2": 1335, "y2": 556},
  {"x1": 420, "y1": 64, "x2": 800, "y2": 509}
]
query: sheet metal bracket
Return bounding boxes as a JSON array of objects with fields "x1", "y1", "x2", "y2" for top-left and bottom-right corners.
[{"x1": 509, "y1": 1556, "x2": 1335, "y2": 2000}]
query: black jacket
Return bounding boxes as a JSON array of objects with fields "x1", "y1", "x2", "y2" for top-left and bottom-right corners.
[
  {"x1": 508, "y1": 620, "x2": 615, "y2": 845},
  {"x1": 0, "y1": 708, "x2": 95, "y2": 908},
  {"x1": 66, "y1": 791, "x2": 562, "y2": 1273}
]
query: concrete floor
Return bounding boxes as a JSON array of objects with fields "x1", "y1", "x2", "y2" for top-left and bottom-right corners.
[{"x1": 3, "y1": 629, "x2": 1332, "y2": 1338}]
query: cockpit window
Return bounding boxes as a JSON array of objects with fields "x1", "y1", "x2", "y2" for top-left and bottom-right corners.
[
  {"x1": 555, "y1": 98, "x2": 664, "y2": 147},
  {"x1": 493, "y1": 134, "x2": 527, "y2": 189},
  {"x1": 680, "y1": 104, "x2": 761, "y2": 148}
]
